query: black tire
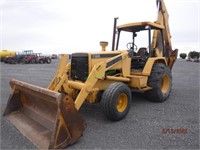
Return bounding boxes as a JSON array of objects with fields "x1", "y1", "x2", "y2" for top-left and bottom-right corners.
[
  {"x1": 101, "y1": 82, "x2": 132, "y2": 121},
  {"x1": 145, "y1": 63, "x2": 172, "y2": 102},
  {"x1": 11, "y1": 60, "x2": 16, "y2": 64},
  {"x1": 46, "y1": 58, "x2": 51, "y2": 64},
  {"x1": 1, "y1": 58, "x2": 5, "y2": 62},
  {"x1": 30, "y1": 59, "x2": 36, "y2": 64},
  {"x1": 20, "y1": 59, "x2": 26, "y2": 64},
  {"x1": 39, "y1": 59, "x2": 44, "y2": 64},
  {"x1": 36, "y1": 58, "x2": 39, "y2": 64}
]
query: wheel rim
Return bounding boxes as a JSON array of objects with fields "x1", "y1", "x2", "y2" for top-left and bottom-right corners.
[
  {"x1": 161, "y1": 74, "x2": 170, "y2": 94},
  {"x1": 116, "y1": 93, "x2": 128, "y2": 113}
]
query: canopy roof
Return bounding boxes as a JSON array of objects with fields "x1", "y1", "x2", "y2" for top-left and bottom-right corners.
[{"x1": 117, "y1": 21, "x2": 164, "y2": 32}]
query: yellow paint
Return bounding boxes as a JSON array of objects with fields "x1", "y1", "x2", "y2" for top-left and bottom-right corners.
[
  {"x1": 161, "y1": 74, "x2": 170, "y2": 94},
  {"x1": 0, "y1": 50, "x2": 16, "y2": 58},
  {"x1": 116, "y1": 93, "x2": 128, "y2": 113}
]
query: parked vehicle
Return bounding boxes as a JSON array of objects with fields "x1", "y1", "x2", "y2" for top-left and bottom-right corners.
[
  {"x1": 51, "y1": 54, "x2": 58, "y2": 59},
  {"x1": 37, "y1": 54, "x2": 52, "y2": 64},
  {"x1": 0, "y1": 50, "x2": 16, "y2": 62},
  {"x1": 5, "y1": 50, "x2": 33, "y2": 64},
  {"x1": 20, "y1": 53, "x2": 38, "y2": 64},
  {"x1": 4, "y1": 50, "x2": 52, "y2": 64}
]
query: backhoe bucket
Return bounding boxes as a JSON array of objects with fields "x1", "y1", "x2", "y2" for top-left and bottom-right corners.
[{"x1": 3, "y1": 79, "x2": 86, "y2": 149}]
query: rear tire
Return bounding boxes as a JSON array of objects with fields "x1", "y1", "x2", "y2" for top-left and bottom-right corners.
[
  {"x1": 101, "y1": 82, "x2": 132, "y2": 121},
  {"x1": 20, "y1": 60, "x2": 26, "y2": 64},
  {"x1": 145, "y1": 63, "x2": 172, "y2": 102},
  {"x1": 39, "y1": 59, "x2": 44, "y2": 64},
  {"x1": 30, "y1": 59, "x2": 36, "y2": 64},
  {"x1": 46, "y1": 58, "x2": 51, "y2": 64}
]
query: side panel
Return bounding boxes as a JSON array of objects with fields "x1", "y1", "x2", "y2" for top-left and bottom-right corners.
[{"x1": 90, "y1": 52, "x2": 122, "y2": 71}]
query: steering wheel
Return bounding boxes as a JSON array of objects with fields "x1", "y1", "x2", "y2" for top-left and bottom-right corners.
[{"x1": 126, "y1": 42, "x2": 138, "y2": 51}]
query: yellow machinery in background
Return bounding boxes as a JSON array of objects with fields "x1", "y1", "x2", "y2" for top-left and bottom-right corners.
[
  {"x1": 3, "y1": 0, "x2": 178, "y2": 149},
  {"x1": 0, "y1": 50, "x2": 16, "y2": 62}
]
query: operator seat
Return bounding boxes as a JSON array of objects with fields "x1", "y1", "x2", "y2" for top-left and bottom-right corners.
[
  {"x1": 137, "y1": 47, "x2": 148, "y2": 57},
  {"x1": 131, "y1": 47, "x2": 148, "y2": 69}
]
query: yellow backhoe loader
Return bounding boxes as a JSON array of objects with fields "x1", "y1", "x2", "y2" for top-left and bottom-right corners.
[{"x1": 3, "y1": 0, "x2": 178, "y2": 149}]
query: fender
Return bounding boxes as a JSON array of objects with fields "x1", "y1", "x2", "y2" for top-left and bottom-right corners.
[{"x1": 142, "y1": 57, "x2": 167, "y2": 76}]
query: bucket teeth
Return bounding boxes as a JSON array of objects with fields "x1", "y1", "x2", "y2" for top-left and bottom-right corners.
[{"x1": 4, "y1": 79, "x2": 86, "y2": 149}]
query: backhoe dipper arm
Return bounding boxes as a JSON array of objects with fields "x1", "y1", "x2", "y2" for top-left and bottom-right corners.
[
  {"x1": 154, "y1": 0, "x2": 178, "y2": 69},
  {"x1": 156, "y1": 0, "x2": 172, "y2": 54}
]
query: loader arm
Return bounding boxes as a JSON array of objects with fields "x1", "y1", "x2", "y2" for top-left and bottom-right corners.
[
  {"x1": 49, "y1": 51, "x2": 130, "y2": 110},
  {"x1": 73, "y1": 51, "x2": 129, "y2": 110},
  {"x1": 48, "y1": 54, "x2": 69, "y2": 91}
]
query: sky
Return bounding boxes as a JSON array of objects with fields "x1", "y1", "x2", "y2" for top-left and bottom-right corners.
[{"x1": 0, "y1": 0, "x2": 199, "y2": 55}]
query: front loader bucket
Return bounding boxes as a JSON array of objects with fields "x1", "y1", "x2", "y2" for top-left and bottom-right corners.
[{"x1": 3, "y1": 79, "x2": 86, "y2": 149}]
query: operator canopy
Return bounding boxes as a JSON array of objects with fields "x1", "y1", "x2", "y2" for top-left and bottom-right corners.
[{"x1": 117, "y1": 21, "x2": 164, "y2": 32}]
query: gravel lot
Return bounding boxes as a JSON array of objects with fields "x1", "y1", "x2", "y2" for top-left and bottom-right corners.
[{"x1": 0, "y1": 59, "x2": 199, "y2": 149}]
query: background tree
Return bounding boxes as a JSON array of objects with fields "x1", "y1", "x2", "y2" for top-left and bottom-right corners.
[
  {"x1": 179, "y1": 53, "x2": 187, "y2": 59},
  {"x1": 188, "y1": 51, "x2": 199, "y2": 59}
]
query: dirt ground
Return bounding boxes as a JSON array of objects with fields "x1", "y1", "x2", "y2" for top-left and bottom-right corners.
[{"x1": 0, "y1": 59, "x2": 199, "y2": 149}]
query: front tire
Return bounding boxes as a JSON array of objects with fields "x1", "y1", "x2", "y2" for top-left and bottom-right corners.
[
  {"x1": 101, "y1": 82, "x2": 132, "y2": 121},
  {"x1": 145, "y1": 63, "x2": 172, "y2": 102}
]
